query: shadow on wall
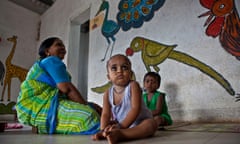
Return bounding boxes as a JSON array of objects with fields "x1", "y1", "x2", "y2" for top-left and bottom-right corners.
[
  {"x1": 194, "y1": 109, "x2": 220, "y2": 122},
  {"x1": 164, "y1": 83, "x2": 238, "y2": 122},
  {"x1": 194, "y1": 108, "x2": 239, "y2": 122},
  {"x1": 164, "y1": 83, "x2": 184, "y2": 121}
]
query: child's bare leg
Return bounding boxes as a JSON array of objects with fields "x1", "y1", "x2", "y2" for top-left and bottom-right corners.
[
  {"x1": 155, "y1": 116, "x2": 168, "y2": 126},
  {"x1": 121, "y1": 118, "x2": 157, "y2": 139},
  {"x1": 106, "y1": 118, "x2": 157, "y2": 143}
]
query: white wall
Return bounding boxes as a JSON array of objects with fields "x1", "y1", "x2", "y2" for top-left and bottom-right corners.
[
  {"x1": 0, "y1": 1, "x2": 39, "y2": 104},
  {"x1": 40, "y1": 0, "x2": 240, "y2": 122}
]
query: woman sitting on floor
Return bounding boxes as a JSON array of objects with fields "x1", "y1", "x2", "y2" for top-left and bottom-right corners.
[{"x1": 15, "y1": 37, "x2": 101, "y2": 134}]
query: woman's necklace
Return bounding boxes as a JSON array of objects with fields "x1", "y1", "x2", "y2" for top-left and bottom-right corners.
[{"x1": 113, "y1": 87, "x2": 125, "y2": 94}]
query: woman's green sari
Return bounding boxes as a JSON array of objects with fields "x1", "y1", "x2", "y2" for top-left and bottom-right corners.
[{"x1": 16, "y1": 60, "x2": 100, "y2": 134}]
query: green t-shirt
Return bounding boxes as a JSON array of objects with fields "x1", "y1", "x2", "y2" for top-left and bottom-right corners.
[{"x1": 143, "y1": 91, "x2": 172, "y2": 125}]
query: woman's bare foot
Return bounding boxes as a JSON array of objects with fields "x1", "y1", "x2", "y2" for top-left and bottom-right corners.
[{"x1": 32, "y1": 126, "x2": 38, "y2": 134}]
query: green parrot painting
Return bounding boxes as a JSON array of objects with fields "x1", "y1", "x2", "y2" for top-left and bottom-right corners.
[{"x1": 125, "y1": 37, "x2": 235, "y2": 96}]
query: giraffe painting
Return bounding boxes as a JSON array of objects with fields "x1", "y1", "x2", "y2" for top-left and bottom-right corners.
[
  {"x1": 0, "y1": 61, "x2": 5, "y2": 85},
  {"x1": 1, "y1": 35, "x2": 28, "y2": 101}
]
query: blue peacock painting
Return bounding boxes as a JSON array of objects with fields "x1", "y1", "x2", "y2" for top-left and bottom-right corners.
[{"x1": 95, "y1": 0, "x2": 166, "y2": 61}]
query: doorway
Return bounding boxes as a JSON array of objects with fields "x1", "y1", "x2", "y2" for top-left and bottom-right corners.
[{"x1": 68, "y1": 9, "x2": 90, "y2": 100}]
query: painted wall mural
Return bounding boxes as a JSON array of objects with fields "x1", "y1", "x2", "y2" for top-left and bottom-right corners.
[
  {"x1": 91, "y1": 1, "x2": 239, "y2": 102},
  {"x1": 0, "y1": 101, "x2": 16, "y2": 114},
  {"x1": 117, "y1": 0, "x2": 166, "y2": 31},
  {"x1": 92, "y1": 37, "x2": 237, "y2": 101},
  {"x1": 125, "y1": 37, "x2": 235, "y2": 96},
  {"x1": 95, "y1": 0, "x2": 166, "y2": 61},
  {"x1": 0, "y1": 36, "x2": 5, "y2": 86},
  {"x1": 1, "y1": 35, "x2": 28, "y2": 101},
  {"x1": 198, "y1": 0, "x2": 240, "y2": 60},
  {"x1": 0, "y1": 61, "x2": 4, "y2": 86},
  {"x1": 90, "y1": 12, "x2": 104, "y2": 31}
]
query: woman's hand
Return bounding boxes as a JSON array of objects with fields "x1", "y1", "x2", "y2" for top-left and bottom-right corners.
[
  {"x1": 57, "y1": 82, "x2": 87, "y2": 104},
  {"x1": 88, "y1": 102, "x2": 102, "y2": 115}
]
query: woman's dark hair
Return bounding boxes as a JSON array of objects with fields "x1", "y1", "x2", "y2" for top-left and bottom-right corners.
[
  {"x1": 38, "y1": 37, "x2": 59, "y2": 59},
  {"x1": 143, "y1": 72, "x2": 161, "y2": 88}
]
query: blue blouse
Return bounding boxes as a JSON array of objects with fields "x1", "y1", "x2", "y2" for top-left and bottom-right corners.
[{"x1": 40, "y1": 56, "x2": 70, "y2": 84}]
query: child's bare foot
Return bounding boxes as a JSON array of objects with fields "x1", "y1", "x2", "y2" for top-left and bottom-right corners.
[
  {"x1": 106, "y1": 130, "x2": 120, "y2": 144},
  {"x1": 91, "y1": 132, "x2": 105, "y2": 140}
]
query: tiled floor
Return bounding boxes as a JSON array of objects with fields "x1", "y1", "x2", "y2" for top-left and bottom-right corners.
[{"x1": 0, "y1": 124, "x2": 239, "y2": 144}]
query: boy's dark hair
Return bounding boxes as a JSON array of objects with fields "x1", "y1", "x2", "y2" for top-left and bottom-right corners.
[{"x1": 143, "y1": 72, "x2": 161, "y2": 88}]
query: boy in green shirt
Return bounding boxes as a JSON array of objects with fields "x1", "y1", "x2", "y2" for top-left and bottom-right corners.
[{"x1": 143, "y1": 72, "x2": 172, "y2": 127}]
